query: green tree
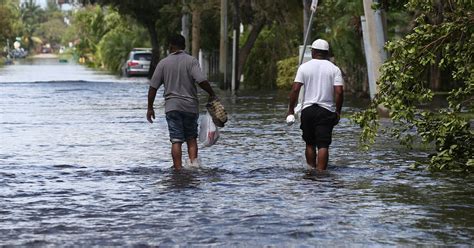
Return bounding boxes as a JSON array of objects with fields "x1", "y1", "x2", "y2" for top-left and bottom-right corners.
[
  {"x1": 198, "y1": 3, "x2": 220, "y2": 52},
  {"x1": 69, "y1": 6, "x2": 150, "y2": 71},
  {"x1": 36, "y1": 18, "x2": 67, "y2": 48},
  {"x1": 20, "y1": 0, "x2": 44, "y2": 51},
  {"x1": 96, "y1": 12, "x2": 150, "y2": 74},
  {"x1": 276, "y1": 0, "x2": 412, "y2": 92},
  {"x1": 315, "y1": 0, "x2": 366, "y2": 94},
  {"x1": 95, "y1": 0, "x2": 179, "y2": 77},
  {"x1": 353, "y1": 0, "x2": 473, "y2": 172},
  {"x1": 275, "y1": 0, "x2": 365, "y2": 91},
  {"x1": 311, "y1": 0, "x2": 409, "y2": 94},
  {"x1": 235, "y1": 0, "x2": 302, "y2": 88},
  {"x1": 187, "y1": 0, "x2": 219, "y2": 58},
  {"x1": 72, "y1": 5, "x2": 109, "y2": 62},
  {"x1": 96, "y1": 27, "x2": 138, "y2": 73},
  {"x1": 0, "y1": 3, "x2": 15, "y2": 44},
  {"x1": 243, "y1": 18, "x2": 301, "y2": 89},
  {"x1": 0, "y1": 0, "x2": 21, "y2": 33}
]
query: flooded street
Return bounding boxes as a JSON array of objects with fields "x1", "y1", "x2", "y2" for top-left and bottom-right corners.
[{"x1": 1, "y1": 58, "x2": 473, "y2": 246}]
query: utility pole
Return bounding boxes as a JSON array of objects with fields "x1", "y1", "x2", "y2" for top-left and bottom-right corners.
[
  {"x1": 360, "y1": 16, "x2": 374, "y2": 97},
  {"x1": 219, "y1": 0, "x2": 228, "y2": 89},
  {"x1": 231, "y1": 0, "x2": 240, "y2": 92},
  {"x1": 362, "y1": 0, "x2": 387, "y2": 99}
]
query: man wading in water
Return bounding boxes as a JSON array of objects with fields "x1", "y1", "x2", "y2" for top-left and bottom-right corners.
[
  {"x1": 286, "y1": 39, "x2": 344, "y2": 171},
  {"x1": 147, "y1": 34, "x2": 217, "y2": 170}
]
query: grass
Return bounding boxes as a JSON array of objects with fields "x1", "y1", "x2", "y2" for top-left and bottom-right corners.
[{"x1": 0, "y1": 56, "x2": 6, "y2": 65}]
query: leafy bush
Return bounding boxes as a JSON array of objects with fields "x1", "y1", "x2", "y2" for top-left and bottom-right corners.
[
  {"x1": 242, "y1": 23, "x2": 300, "y2": 89},
  {"x1": 276, "y1": 56, "x2": 298, "y2": 90},
  {"x1": 96, "y1": 28, "x2": 136, "y2": 74},
  {"x1": 72, "y1": 6, "x2": 109, "y2": 62},
  {"x1": 70, "y1": 6, "x2": 150, "y2": 73}
]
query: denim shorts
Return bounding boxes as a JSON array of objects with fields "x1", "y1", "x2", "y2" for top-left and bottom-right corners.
[{"x1": 165, "y1": 111, "x2": 199, "y2": 143}]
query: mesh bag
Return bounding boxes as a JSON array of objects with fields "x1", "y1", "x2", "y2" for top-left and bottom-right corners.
[{"x1": 206, "y1": 99, "x2": 228, "y2": 127}]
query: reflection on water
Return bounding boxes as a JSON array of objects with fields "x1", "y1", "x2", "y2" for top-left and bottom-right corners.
[
  {"x1": 1, "y1": 59, "x2": 473, "y2": 246},
  {"x1": 161, "y1": 168, "x2": 201, "y2": 189}
]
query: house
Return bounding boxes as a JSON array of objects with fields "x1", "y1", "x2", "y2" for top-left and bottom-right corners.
[{"x1": 20, "y1": 0, "x2": 81, "y2": 11}]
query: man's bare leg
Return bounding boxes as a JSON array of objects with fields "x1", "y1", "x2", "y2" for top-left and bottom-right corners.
[
  {"x1": 305, "y1": 144, "x2": 317, "y2": 168},
  {"x1": 171, "y1": 142, "x2": 183, "y2": 169},
  {"x1": 186, "y1": 138, "x2": 198, "y2": 163},
  {"x1": 317, "y1": 148, "x2": 329, "y2": 170}
]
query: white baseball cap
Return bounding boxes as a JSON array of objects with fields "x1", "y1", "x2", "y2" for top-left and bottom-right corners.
[{"x1": 311, "y1": 39, "x2": 329, "y2": 51}]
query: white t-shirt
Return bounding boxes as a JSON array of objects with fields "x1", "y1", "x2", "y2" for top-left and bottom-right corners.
[{"x1": 294, "y1": 59, "x2": 344, "y2": 112}]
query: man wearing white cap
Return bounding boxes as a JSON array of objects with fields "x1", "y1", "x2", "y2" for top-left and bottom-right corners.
[{"x1": 287, "y1": 39, "x2": 344, "y2": 171}]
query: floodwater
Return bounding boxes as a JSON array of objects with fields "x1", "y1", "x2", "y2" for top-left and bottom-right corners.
[{"x1": 1, "y1": 58, "x2": 473, "y2": 246}]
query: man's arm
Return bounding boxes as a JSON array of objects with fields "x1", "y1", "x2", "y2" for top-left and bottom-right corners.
[
  {"x1": 147, "y1": 86, "x2": 158, "y2": 123},
  {"x1": 334, "y1": 85, "x2": 344, "y2": 123},
  {"x1": 147, "y1": 61, "x2": 163, "y2": 123},
  {"x1": 198, "y1": 80, "x2": 216, "y2": 101},
  {"x1": 288, "y1": 82, "x2": 303, "y2": 115}
]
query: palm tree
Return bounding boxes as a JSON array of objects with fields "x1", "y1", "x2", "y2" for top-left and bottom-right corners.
[{"x1": 20, "y1": 0, "x2": 44, "y2": 52}]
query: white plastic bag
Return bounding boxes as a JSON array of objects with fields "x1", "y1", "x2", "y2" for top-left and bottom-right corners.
[{"x1": 199, "y1": 111, "x2": 219, "y2": 147}]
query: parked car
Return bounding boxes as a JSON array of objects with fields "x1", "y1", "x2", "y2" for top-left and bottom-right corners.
[
  {"x1": 121, "y1": 48, "x2": 152, "y2": 77},
  {"x1": 41, "y1": 46, "x2": 52, "y2": 53}
]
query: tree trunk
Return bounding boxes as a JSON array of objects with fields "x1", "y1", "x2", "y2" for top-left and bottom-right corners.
[
  {"x1": 181, "y1": 1, "x2": 191, "y2": 53},
  {"x1": 146, "y1": 21, "x2": 160, "y2": 79},
  {"x1": 191, "y1": 6, "x2": 202, "y2": 58},
  {"x1": 219, "y1": 0, "x2": 228, "y2": 78},
  {"x1": 430, "y1": 66, "x2": 441, "y2": 91},
  {"x1": 232, "y1": 0, "x2": 240, "y2": 90},
  {"x1": 237, "y1": 19, "x2": 265, "y2": 85},
  {"x1": 429, "y1": 0, "x2": 443, "y2": 91}
]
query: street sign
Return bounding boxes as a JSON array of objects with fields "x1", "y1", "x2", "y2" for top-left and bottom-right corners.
[{"x1": 299, "y1": 45, "x2": 312, "y2": 64}]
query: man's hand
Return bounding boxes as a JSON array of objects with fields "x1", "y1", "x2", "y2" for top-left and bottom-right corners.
[
  {"x1": 208, "y1": 94, "x2": 217, "y2": 103},
  {"x1": 334, "y1": 112, "x2": 341, "y2": 126},
  {"x1": 147, "y1": 109, "x2": 155, "y2": 123},
  {"x1": 147, "y1": 86, "x2": 158, "y2": 123},
  {"x1": 288, "y1": 82, "x2": 302, "y2": 119},
  {"x1": 198, "y1": 80, "x2": 217, "y2": 103}
]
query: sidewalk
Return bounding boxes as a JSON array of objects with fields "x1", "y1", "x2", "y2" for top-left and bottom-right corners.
[{"x1": 31, "y1": 53, "x2": 59, "y2": 59}]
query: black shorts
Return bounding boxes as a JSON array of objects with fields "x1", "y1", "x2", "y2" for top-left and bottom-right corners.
[{"x1": 300, "y1": 104, "x2": 338, "y2": 149}]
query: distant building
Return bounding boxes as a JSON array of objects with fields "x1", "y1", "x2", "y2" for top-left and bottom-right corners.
[
  {"x1": 20, "y1": 0, "x2": 80, "y2": 11},
  {"x1": 55, "y1": 0, "x2": 81, "y2": 11}
]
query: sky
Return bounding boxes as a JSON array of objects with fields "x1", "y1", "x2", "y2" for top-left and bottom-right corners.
[
  {"x1": 20, "y1": 0, "x2": 47, "y2": 8},
  {"x1": 20, "y1": 0, "x2": 76, "y2": 10}
]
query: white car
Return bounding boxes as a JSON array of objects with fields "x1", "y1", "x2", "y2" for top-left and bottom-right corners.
[{"x1": 121, "y1": 49, "x2": 152, "y2": 77}]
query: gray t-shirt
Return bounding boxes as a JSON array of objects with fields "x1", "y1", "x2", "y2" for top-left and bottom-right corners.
[{"x1": 149, "y1": 51, "x2": 207, "y2": 114}]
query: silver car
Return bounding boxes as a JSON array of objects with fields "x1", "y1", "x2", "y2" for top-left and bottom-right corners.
[{"x1": 122, "y1": 49, "x2": 152, "y2": 77}]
